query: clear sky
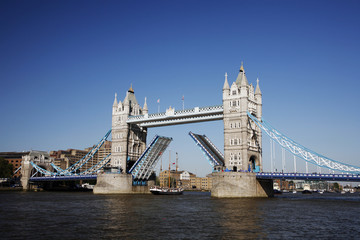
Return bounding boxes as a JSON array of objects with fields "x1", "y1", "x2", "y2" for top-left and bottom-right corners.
[{"x1": 1, "y1": 0, "x2": 359, "y2": 176}]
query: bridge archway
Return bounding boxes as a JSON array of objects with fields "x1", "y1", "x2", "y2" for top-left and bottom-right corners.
[{"x1": 249, "y1": 155, "x2": 260, "y2": 172}]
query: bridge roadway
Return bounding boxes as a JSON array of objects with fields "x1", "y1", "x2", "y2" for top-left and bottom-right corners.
[
  {"x1": 30, "y1": 172, "x2": 360, "y2": 182},
  {"x1": 30, "y1": 175, "x2": 97, "y2": 182},
  {"x1": 256, "y1": 172, "x2": 360, "y2": 182}
]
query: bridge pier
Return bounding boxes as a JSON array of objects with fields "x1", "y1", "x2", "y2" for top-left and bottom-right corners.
[
  {"x1": 93, "y1": 173, "x2": 133, "y2": 194},
  {"x1": 93, "y1": 173, "x2": 155, "y2": 194},
  {"x1": 211, "y1": 172, "x2": 273, "y2": 197}
]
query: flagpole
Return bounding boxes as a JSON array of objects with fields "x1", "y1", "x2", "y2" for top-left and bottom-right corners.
[
  {"x1": 182, "y1": 95, "x2": 184, "y2": 111},
  {"x1": 157, "y1": 99, "x2": 160, "y2": 113}
]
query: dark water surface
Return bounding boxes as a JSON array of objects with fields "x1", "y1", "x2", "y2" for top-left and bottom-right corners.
[{"x1": 1, "y1": 191, "x2": 360, "y2": 239}]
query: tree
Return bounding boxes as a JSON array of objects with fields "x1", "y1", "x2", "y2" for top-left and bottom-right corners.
[
  {"x1": 333, "y1": 182, "x2": 340, "y2": 191},
  {"x1": 0, "y1": 158, "x2": 14, "y2": 178}
]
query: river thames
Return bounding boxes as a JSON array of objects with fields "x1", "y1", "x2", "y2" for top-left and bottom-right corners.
[{"x1": 1, "y1": 191, "x2": 359, "y2": 239}]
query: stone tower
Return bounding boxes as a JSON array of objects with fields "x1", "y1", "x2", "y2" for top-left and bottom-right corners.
[
  {"x1": 111, "y1": 86, "x2": 147, "y2": 173},
  {"x1": 222, "y1": 63, "x2": 263, "y2": 172}
]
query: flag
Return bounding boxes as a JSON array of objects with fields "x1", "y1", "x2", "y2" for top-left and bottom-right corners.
[
  {"x1": 172, "y1": 162, "x2": 175, "y2": 165},
  {"x1": 157, "y1": 99, "x2": 160, "y2": 103},
  {"x1": 182, "y1": 95, "x2": 184, "y2": 101}
]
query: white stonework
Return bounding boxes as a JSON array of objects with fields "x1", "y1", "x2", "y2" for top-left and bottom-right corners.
[
  {"x1": 222, "y1": 63, "x2": 262, "y2": 172},
  {"x1": 111, "y1": 86, "x2": 147, "y2": 172}
]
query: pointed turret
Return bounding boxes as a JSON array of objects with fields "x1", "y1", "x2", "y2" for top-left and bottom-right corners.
[
  {"x1": 223, "y1": 72, "x2": 230, "y2": 90},
  {"x1": 113, "y1": 93, "x2": 118, "y2": 106},
  {"x1": 235, "y1": 62, "x2": 249, "y2": 87},
  {"x1": 128, "y1": 83, "x2": 134, "y2": 93},
  {"x1": 143, "y1": 97, "x2": 148, "y2": 114},
  {"x1": 255, "y1": 78, "x2": 262, "y2": 95}
]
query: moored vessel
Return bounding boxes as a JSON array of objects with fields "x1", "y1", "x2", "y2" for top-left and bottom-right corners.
[{"x1": 150, "y1": 186, "x2": 183, "y2": 195}]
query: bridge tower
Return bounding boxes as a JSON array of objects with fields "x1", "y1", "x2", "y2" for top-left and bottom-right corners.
[
  {"x1": 111, "y1": 86, "x2": 148, "y2": 173},
  {"x1": 212, "y1": 63, "x2": 271, "y2": 198},
  {"x1": 222, "y1": 63, "x2": 262, "y2": 172}
]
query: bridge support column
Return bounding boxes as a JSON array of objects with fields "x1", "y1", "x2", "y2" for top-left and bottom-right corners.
[
  {"x1": 20, "y1": 159, "x2": 31, "y2": 190},
  {"x1": 211, "y1": 172, "x2": 273, "y2": 198},
  {"x1": 93, "y1": 173, "x2": 133, "y2": 194}
]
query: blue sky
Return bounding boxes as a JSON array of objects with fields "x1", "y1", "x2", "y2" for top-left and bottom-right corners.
[{"x1": 1, "y1": 0, "x2": 359, "y2": 176}]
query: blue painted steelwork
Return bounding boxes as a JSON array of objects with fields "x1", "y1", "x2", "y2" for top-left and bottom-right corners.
[
  {"x1": 79, "y1": 153, "x2": 111, "y2": 175},
  {"x1": 189, "y1": 131, "x2": 224, "y2": 169},
  {"x1": 247, "y1": 112, "x2": 360, "y2": 174},
  {"x1": 30, "y1": 175, "x2": 97, "y2": 181},
  {"x1": 30, "y1": 161, "x2": 55, "y2": 176},
  {"x1": 13, "y1": 166, "x2": 22, "y2": 175},
  {"x1": 61, "y1": 129, "x2": 112, "y2": 174},
  {"x1": 51, "y1": 163, "x2": 66, "y2": 174},
  {"x1": 129, "y1": 135, "x2": 172, "y2": 180},
  {"x1": 256, "y1": 172, "x2": 360, "y2": 182},
  {"x1": 30, "y1": 129, "x2": 112, "y2": 177},
  {"x1": 128, "y1": 135, "x2": 159, "y2": 174}
]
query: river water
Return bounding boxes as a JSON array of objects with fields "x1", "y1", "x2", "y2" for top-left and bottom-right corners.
[{"x1": 1, "y1": 191, "x2": 359, "y2": 239}]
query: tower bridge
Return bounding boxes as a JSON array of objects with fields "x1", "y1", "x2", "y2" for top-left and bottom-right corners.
[{"x1": 23, "y1": 63, "x2": 360, "y2": 197}]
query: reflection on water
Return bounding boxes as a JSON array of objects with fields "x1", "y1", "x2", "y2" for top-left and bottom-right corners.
[{"x1": 0, "y1": 191, "x2": 359, "y2": 239}]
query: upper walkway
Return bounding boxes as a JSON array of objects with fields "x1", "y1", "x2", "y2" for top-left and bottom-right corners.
[{"x1": 127, "y1": 105, "x2": 223, "y2": 127}]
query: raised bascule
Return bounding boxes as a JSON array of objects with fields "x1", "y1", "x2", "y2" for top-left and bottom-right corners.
[{"x1": 23, "y1": 63, "x2": 360, "y2": 197}]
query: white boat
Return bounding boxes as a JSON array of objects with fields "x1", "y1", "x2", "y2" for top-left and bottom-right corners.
[
  {"x1": 81, "y1": 183, "x2": 94, "y2": 190},
  {"x1": 150, "y1": 186, "x2": 183, "y2": 195}
]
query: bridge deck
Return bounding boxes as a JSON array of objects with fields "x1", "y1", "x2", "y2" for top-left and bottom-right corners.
[
  {"x1": 189, "y1": 132, "x2": 224, "y2": 167},
  {"x1": 256, "y1": 172, "x2": 360, "y2": 182},
  {"x1": 30, "y1": 175, "x2": 97, "y2": 181}
]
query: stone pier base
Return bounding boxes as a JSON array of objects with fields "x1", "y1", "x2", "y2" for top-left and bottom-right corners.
[
  {"x1": 93, "y1": 173, "x2": 154, "y2": 194},
  {"x1": 211, "y1": 172, "x2": 273, "y2": 198},
  {"x1": 93, "y1": 173, "x2": 133, "y2": 194}
]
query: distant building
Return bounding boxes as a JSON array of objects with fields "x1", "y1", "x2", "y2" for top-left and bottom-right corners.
[
  {"x1": 159, "y1": 170, "x2": 182, "y2": 187},
  {"x1": 50, "y1": 149, "x2": 88, "y2": 172},
  {"x1": 50, "y1": 141, "x2": 112, "y2": 172},
  {"x1": 0, "y1": 152, "x2": 30, "y2": 177},
  {"x1": 159, "y1": 169, "x2": 213, "y2": 190},
  {"x1": 190, "y1": 175, "x2": 213, "y2": 191}
]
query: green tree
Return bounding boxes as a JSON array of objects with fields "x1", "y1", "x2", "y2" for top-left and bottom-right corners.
[
  {"x1": 0, "y1": 158, "x2": 14, "y2": 178},
  {"x1": 333, "y1": 182, "x2": 340, "y2": 191}
]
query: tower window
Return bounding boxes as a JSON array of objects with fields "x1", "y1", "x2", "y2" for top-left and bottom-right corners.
[{"x1": 232, "y1": 90, "x2": 237, "y2": 95}]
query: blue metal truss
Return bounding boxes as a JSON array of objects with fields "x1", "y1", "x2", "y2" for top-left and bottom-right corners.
[
  {"x1": 189, "y1": 131, "x2": 224, "y2": 169},
  {"x1": 129, "y1": 135, "x2": 172, "y2": 181},
  {"x1": 29, "y1": 129, "x2": 112, "y2": 177},
  {"x1": 247, "y1": 112, "x2": 360, "y2": 174}
]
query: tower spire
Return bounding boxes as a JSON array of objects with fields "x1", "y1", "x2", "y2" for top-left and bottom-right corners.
[
  {"x1": 255, "y1": 78, "x2": 262, "y2": 95},
  {"x1": 143, "y1": 97, "x2": 148, "y2": 114},
  {"x1": 223, "y1": 72, "x2": 230, "y2": 89},
  {"x1": 113, "y1": 93, "x2": 118, "y2": 106},
  {"x1": 128, "y1": 83, "x2": 134, "y2": 93},
  {"x1": 240, "y1": 61, "x2": 244, "y2": 72},
  {"x1": 236, "y1": 61, "x2": 249, "y2": 87}
]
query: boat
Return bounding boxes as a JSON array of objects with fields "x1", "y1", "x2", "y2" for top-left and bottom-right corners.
[
  {"x1": 292, "y1": 190, "x2": 297, "y2": 194},
  {"x1": 150, "y1": 150, "x2": 183, "y2": 195},
  {"x1": 81, "y1": 183, "x2": 94, "y2": 190},
  {"x1": 150, "y1": 186, "x2": 183, "y2": 195},
  {"x1": 302, "y1": 183, "x2": 312, "y2": 194}
]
